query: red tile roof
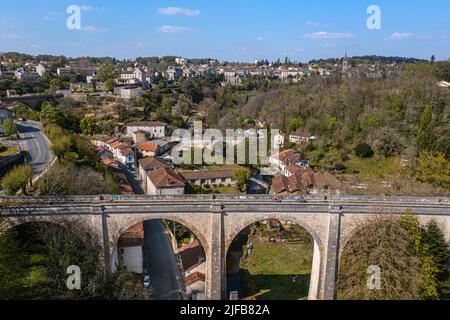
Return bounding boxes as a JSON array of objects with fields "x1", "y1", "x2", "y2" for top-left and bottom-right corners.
[
  {"x1": 120, "y1": 148, "x2": 135, "y2": 156},
  {"x1": 285, "y1": 165, "x2": 314, "y2": 176},
  {"x1": 272, "y1": 172, "x2": 341, "y2": 194},
  {"x1": 138, "y1": 157, "x2": 168, "y2": 171},
  {"x1": 148, "y1": 168, "x2": 185, "y2": 188},
  {"x1": 185, "y1": 272, "x2": 206, "y2": 286},
  {"x1": 271, "y1": 149, "x2": 301, "y2": 164},
  {"x1": 138, "y1": 142, "x2": 159, "y2": 153}
]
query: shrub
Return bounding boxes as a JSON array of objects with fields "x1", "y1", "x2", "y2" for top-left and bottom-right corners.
[
  {"x1": 1, "y1": 165, "x2": 33, "y2": 195},
  {"x1": 354, "y1": 143, "x2": 374, "y2": 159}
]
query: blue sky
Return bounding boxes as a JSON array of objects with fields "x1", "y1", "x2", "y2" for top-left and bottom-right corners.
[{"x1": 1, "y1": 0, "x2": 449, "y2": 62}]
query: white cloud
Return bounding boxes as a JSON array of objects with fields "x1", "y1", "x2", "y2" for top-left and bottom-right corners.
[
  {"x1": 79, "y1": 5, "x2": 104, "y2": 12},
  {"x1": 157, "y1": 25, "x2": 192, "y2": 33},
  {"x1": 157, "y1": 7, "x2": 200, "y2": 17},
  {"x1": 30, "y1": 44, "x2": 41, "y2": 48},
  {"x1": 42, "y1": 11, "x2": 58, "y2": 21},
  {"x1": 306, "y1": 21, "x2": 320, "y2": 27},
  {"x1": 303, "y1": 31, "x2": 355, "y2": 40},
  {"x1": 386, "y1": 32, "x2": 415, "y2": 40},
  {"x1": 256, "y1": 36, "x2": 263, "y2": 41},
  {"x1": 82, "y1": 25, "x2": 107, "y2": 33},
  {"x1": 0, "y1": 33, "x2": 23, "y2": 39}
]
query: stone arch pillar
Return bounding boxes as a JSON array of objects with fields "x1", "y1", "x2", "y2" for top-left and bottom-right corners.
[{"x1": 205, "y1": 204, "x2": 225, "y2": 300}]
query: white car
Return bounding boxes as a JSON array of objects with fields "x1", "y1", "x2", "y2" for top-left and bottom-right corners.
[{"x1": 143, "y1": 275, "x2": 151, "y2": 288}]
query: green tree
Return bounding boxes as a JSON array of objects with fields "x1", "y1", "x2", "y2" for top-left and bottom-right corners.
[
  {"x1": 420, "y1": 255, "x2": 439, "y2": 299},
  {"x1": 49, "y1": 78, "x2": 62, "y2": 92},
  {"x1": 401, "y1": 209, "x2": 422, "y2": 253},
  {"x1": 417, "y1": 104, "x2": 435, "y2": 152},
  {"x1": 422, "y1": 221, "x2": 450, "y2": 298},
  {"x1": 338, "y1": 216, "x2": 422, "y2": 300},
  {"x1": 233, "y1": 168, "x2": 250, "y2": 192},
  {"x1": 286, "y1": 117, "x2": 305, "y2": 133},
  {"x1": 415, "y1": 151, "x2": 450, "y2": 189},
  {"x1": 0, "y1": 229, "x2": 28, "y2": 299},
  {"x1": 2, "y1": 118, "x2": 17, "y2": 137},
  {"x1": 354, "y1": 143, "x2": 374, "y2": 159},
  {"x1": 80, "y1": 117, "x2": 99, "y2": 136},
  {"x1": 104, "y1": 79, "x2": 115, "y2": 91},
  {"x1": 1, "y1": 165, "x2": 33, "y2": 195},
  {"x1": 52, "y1": 135, "x2": 73, "y2": 162},
  {"x1": 96, "y1": 63, "x2": 118, "y2": 82},
  {"x1": 40, "y1": 103, "x2": 66, "y2": 127}
]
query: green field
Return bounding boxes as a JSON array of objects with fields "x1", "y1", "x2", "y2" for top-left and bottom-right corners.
[{"x1": 240, "y1": 241, "x2": 313, "y2": 300}]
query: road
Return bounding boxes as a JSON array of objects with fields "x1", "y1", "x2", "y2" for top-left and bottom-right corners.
[
  {"x1": 0, "y1": 121, "x2": 53, "y2": 195},
  {"x1": 144, "y1": 220, "x2": 182, "y2": 300},
  {"x1": 16, "y1": 121, "x2": 53, "y2": 176},
  {"x1": 123, "y1": 167, "x2": 183, "y2": 300}
]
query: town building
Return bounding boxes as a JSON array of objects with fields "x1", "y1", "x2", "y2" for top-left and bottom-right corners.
[
  {"x1": 165, "y1": 67, "x2": 183, "y2": 81},
  {"x1": 180, "y1": 169, "x2": 235, "y2": 187},
  {"x1": 118, "y1": 67, "x2": 146, "y2": 84},
  {"x1": 117, "y1": 86, "x2": 143, "y2": 99},
  {"x1": 270, "y1": 149, "x2": 302, "y2": 176},
  {"x1": 146, "y1": 168, "x2": 185, "y2": 195},
  {"x1": 116, "y1": 222, "x2": 144, "y2": 274},
  {"x1": 14, "y1": 68, "x2": 39, "y2": 80},
  {"x1": 178, "y1": 240, "x2": 206, "y2": 300},
  {"x1": 57, "y1": 66, "x2": 97, "y2": 77},
  {"x1": 289, "y1": 130, "x2": 315, "y2": 144},
  {"x1": 138, "y1": 157, "x2": 168, "y2": 190},
  {"x1": 35, "y1": 63, "x2": 51, "y2": 76},
  {"x1": 137, "y1": 142, "x2": 160, "y2": 158},
  {"x1": 132, "y1": 130, "x2": 150, "y2": 145},
  {"x1": 271, "y1": 171, "x2": 341, "y2": 195}
]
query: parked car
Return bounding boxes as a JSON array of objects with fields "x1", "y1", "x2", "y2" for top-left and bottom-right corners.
[{"x1": 143, "y1": 275, "x2": 151, "y2": 288}]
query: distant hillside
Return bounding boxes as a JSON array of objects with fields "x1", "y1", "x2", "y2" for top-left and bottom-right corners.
[{"x1": 309, "y1": 55, "x2": 428, "y2": 65}]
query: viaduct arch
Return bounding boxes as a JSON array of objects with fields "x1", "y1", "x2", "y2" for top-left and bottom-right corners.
[{"x1": 1, "y1": 194, "x2": 449, "y2": 300}]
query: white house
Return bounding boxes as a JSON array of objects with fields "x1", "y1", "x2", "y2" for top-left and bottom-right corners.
[
  {"x1": 36, "y1": 63, "x2": 50, "y2": 77},
  {"x1": 165, "y1": 68, "x2": 183, "y2": 81},
  {"x1": 270, "y1": 149, "x2": 302, "y2": 176},
  {"x1": 116, "y1": 147, "x2": 136, "y2": 169},
  {"x1": 289, "y1": 130, "x2": 315, "y2": 144},
  {"x1": 119, "y1": 67, "x2": 146, "y2": 84},
  {"x1": 118, "y1": 86, "x2": 143, "y2": 99},
  {"x1": 116, "y1": 222, "x2": 144, "y2": 274}
]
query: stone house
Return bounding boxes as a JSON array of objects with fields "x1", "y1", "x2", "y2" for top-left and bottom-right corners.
[
  {"x1": 138, "y1": 157, "x2": 168, "y2": 191},
  {"x1": 146, "y1": 168, "x2": 185, "y2": 195},
  {"x1": 180, "y1": 169, "x2": 235, "y2": 187}
]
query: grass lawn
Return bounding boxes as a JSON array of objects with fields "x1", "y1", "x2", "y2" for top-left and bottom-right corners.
[
  {"x1": 343, "y1": 156, "x2": 402, "y2": 181},
  {"x1": 240, "y1": 241, "x2": 313, "y2": 300},
  {"x1": 0, "y1": 144, "x2": 19, "y2": 157}
]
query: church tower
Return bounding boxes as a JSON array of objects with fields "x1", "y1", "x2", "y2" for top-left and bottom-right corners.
[{"x1": 342, "y1": 51, "x2": 349, "y2": 72}]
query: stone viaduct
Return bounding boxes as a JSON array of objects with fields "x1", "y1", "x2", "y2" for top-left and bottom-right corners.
[
  {"x1": 0, "y1": 93, "x2": 64, "y2": 110},
  {"x1": 1, "y1": 194, "x2": 449, "y2": 300}
]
